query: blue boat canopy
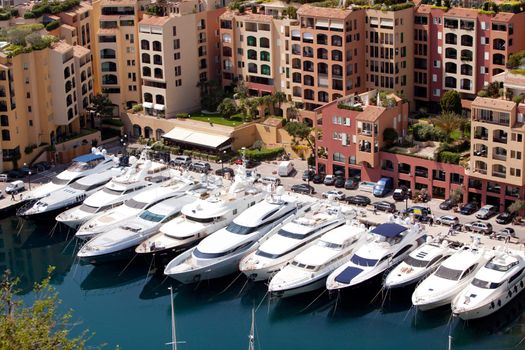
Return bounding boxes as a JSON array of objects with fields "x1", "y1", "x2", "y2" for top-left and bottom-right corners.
[
  {"x1": 371, "y1": 223, "x2": 407, "y2": 238},
  {"x1": 73, "y1": 153, "x2": 104, "y2": 163},
  {"x1": 335, "y1": 266, "x2": 363, "y2": 284}
]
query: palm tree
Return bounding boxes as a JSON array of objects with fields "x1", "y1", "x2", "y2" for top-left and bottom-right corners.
[
  {"x1": 272, "y1": 92, "x2": 286, "y2": 116},
  {"x1": 432, "y1": 111, "x2": 461, "y2": 141}
]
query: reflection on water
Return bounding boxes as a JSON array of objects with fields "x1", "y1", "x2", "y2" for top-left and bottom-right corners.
[{"x1": 1, "y1": 215, "x2": 525, "y2": 350}]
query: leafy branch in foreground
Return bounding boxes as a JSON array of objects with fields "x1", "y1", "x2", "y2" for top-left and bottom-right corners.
[{"x1": 0, "y1": 266, "x2": 102, "y2": 350}]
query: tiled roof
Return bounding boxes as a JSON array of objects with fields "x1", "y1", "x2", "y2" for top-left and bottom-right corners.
[
  {"x1": 239, "y1": 13, "x2": 274, "y2": 23},
  {"x1": 356, "y1": 106, "x2": 386, "y2": 122},
  {"x1": 416, "y1": 4, "x2": 432, "y2": 13},
  {"x1": 492, "y1": 12, "x2": 514, "y2": 22},
  {"x1": 51, "y1": 41, "x2": 72, "y2": 54},
  {"x1": 73, "y1": 45, "x2": 90, "y2": 57},
  {"x1": 297, "y1": 4, "x2": 352, "y2": 19},
  {"x1": 445, "y1": 7, "x2": 479, "y2": 18},
  {"x1": 503, "y1": 72, "x2": 525, "y2": 87},
  {"x1": 140, "y1": 15, "x2": 171, "y2": 26},
  {"x1": 472, "y1": 96, "x2": 516, "y2": 111}
]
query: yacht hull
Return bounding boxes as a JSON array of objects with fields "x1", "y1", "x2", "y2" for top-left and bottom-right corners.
[
  {"x1": 270, "y1": 277, "x2": 327, "y2": 298},
  {"x1": 18, "y1": 204, "x2": 80, "y2": 221},
  {"x1": 137, "y1": 239, "x2": 202, "y2": 265},
  {"x1": 78, "y1": 245, "x2": 137, "y2": 265},
  {"x1": 413, "y1": 296, "x2": 453, "y2": 311},
  {"x1": 242, "y1": 263, "x2": 285, "y2": 282}
]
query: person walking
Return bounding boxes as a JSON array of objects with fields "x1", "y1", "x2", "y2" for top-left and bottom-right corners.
[{"x1": 10, "y1": 192, "x2": 14, "y2": 201}]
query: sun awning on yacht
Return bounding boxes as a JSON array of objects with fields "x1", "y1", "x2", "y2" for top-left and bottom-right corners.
[
  {"x1": 371, "y1": 223, "x2": 407, "y2": 237},
  {"x1": 162, "y1": 127, "x2": 232, "y2": 149},
  {"x1": 334, "y1": 266, "x2": 363, "y2": 284}
]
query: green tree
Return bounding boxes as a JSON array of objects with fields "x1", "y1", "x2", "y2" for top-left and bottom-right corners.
[
  {"x1": 233, "y1": 81, "x2": 248, "y2": 100},
  {"x1": 217, "y1": 98, "x2": 238, "y2": 119},
  {"x1": 486, "y1": 82, "x2": 501, "y2": 98},
  {"x1": 284, "y1": 121, "x2": 315, "y2": 155},
  {"x1": 383, "y1": 128, "x2": 398, "y2": 146},
  {"x1": 449, "y1": 188, "x2": 463, "y2": 203},
  {"x1": 283, "y1": 6, "x2": 297, "y2": 19},
  {"x1": 272, "y1": 92, "x2": 286, "y2": 116},
  {"x1": 91, "y1": 93, "x2": 114, "y2": 118},
  {"x1": 443, "y1": 0, "x2": 451, "y2": 8},
  {"x1": 440, "y1": 90, "x2": 462, "y2": 114},
  {"x1": 200, "y1": 80, "x2": 224, "y2": 111},
  {"x1": 432, "y1": 112, "x2": 462, "y2": 141},
  {"x1": 0, "y1": 267, "x2": 98, "y2": 349},
  {"x1": 508, "y1": 200, "x2": 525, "y2": 214}
]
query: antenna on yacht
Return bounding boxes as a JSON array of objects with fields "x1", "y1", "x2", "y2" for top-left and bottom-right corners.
[
  {"x1": 168, "y1": 286, "x2": 177, "y2": 350},
  {"x1": 248, "y1": 307, "x2": 255, "y2": 350}
]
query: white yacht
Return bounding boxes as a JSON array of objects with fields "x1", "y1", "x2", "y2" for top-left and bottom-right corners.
[
  {"x1": 326, "y1": 220, "x2": 426, "y2": 291},
  {"x1": 164, "y1": 188, "x2": 302, "y2": 284},
  {"x1": 239, "y1": 200, "x2": 347, "y2": 282},
  {"x1": 383, "y1": 236, "x2": 460, "y2": 289},
  {"x1": 452, "y1": 249, "x2": 525, "y2": 320},
  {"x1": 135, "y1": 168, "x2": 265, "y2": 261},
  {"x1": 268, "y1": 221, "x2": 366, "y2": 298},
  {"x1": 412, "y1": 239, "x2": 494, "y2": 311},
  {"x1": 17, "y1": 167, "x2": 124, "y2": 220},
  {"x1": 56, "y1": 158, "x2": 166, "y2": 228},
  {"x1": 25, "y1": 148, "x2": 118, "y2": 201},
  {"x1": 77, "y1": 195, "x2": 196, "y2": 264},
  {"x1": 75, "y1": 173, "x2": 200, "y2": 241}
]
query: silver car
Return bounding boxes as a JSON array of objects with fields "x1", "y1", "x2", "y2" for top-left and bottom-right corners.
[
  {"x1": 464, "y1": 221, "x2": 493, "y2": 235},
  {"x1": 435, "y1": 215, "x2": 459, "y2": 226}
]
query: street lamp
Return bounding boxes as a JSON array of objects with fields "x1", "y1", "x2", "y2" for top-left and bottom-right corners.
[{"x1": 24, "y1": 163, "x2": 31, "y2": 190}]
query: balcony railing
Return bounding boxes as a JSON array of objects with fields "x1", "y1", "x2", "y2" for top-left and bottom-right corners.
[
  {"x1": 493, "y1": 153, "x2": 507, "y2": 161},
  {"x1": 492, "y1": 170, "x2": 506, "y2": 178},
  {"x1": 493, "y1": 137, "x2": 507, "y2": 144},
  {"x1": 474, "y1": 133, "x2": 488, "y2": 140},
  {"x1": 473, "y1": 168, "x2": 487, "y2": 175}
]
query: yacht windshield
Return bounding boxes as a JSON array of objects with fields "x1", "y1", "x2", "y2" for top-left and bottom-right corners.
[
  {"x1": 317, "y1": 240, "x2": 342, "y2": 249},
  {"x1": 277, "y1": 229, "x2": 306, "y2": 240},
  {"x1": 435, "y1": 266, "x2": 463, "y2": 280},
  {"x1": 67, "y1": 162, "x2": 90, "y2": 172},
  {"x1": 226, "y1": 222, "x2": 256, "y2": 235},
  {"x1": 103, "y1": 187, "x2": 124, "y2": 195},
  {"x1": 351, "y1": 254, "x2": 378, "y2": 267},
  {"x1": 404, "y1": 256, "x2": 429, "y2": 268},
  {"x1": 186, "y1": 215, "x2": 216, "y2": 223},
  {"x1": 486, "y1": 261, "x2": 518, "y2": 272},
  {"x1": 79, "y1": 203, "x2": 99, "y2": 213},
  {"x1": 52, "y1": 177, "x2": 70, "y2": 185},
  {"x1": 291, "y1": 261, "x2": 317, "y2": 270},
  {"x1": 125, "y1": 198, "x2": 148, "y2": 209},
  {"x1": 471, "y1": 278, "x2": 503, "y2": 289},
  {"x1": 139, "y1": 210, "x2": 165, "y2": 222},
  {"x1": 70, "y1": 182, "x2": 91, "y2": 191}
]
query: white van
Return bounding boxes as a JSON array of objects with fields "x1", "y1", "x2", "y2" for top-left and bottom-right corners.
[
  {"x1": 278, "y1": 161, "x2": 294, "y2": 177},
  {"x1": 6, "y1": 180, "x2": 25, "y2": 194}
]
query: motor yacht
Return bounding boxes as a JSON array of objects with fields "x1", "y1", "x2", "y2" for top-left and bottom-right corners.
[
  {"x1": 135, "y1": 167, "x2": 265, "y2": 261},
  {"x1": 383, "y1": 236, "x2": 460, "y2": 289},
  {"x1": 75, "y1": 173, "x2": 200, "y2": 241},
  {"x1": 268, "y1": 221, "x2": 366, "y2": 298},
  {"x1": 412, "y1": 238, "x2": 494, "y2": 311},
  {"x1": 452, "y1": 249, "x2": 525, "y2": 320},
  {"x1": 326, "y1": 219, "x2": 426, "y2": 292},
  {"x1": 164, "y1": 188, "x2": 302, "y2": 284},
  {"x1": 239, "y1": 200, "x2": 348, "y2": 282},
  {"x1": 25, "y1": 148, "x2": 118, "y2": 201},
  {"x1": 77, "y1": 195, "x2": 196, "y2": 264},
  {"x1": 17, "y1": 167, "x2": 124, "y2": 220},
  {"x1": 56, "y1": 158, "x2": 167, "y2": 228}
]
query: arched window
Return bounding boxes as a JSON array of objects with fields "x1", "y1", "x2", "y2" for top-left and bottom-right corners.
[
  {"x1": 445, "y1": 62, "x2": 457, "y2": 74},
  {"x1": 1, "y1": 129, "x2": 10, "y2": 141},
  {"x1": 332, "y1": 64, "x2": 343, "y2": 77},
  {"x1": 318, "y1": 62, "x2": 328, "y2": 74},
  {"x1": 155, "y1": 95, "x2": 164, "y2": 104},
  {"x1": 102, "y1": 74, "x2": 117, "y2": 84},
  {"x1": 493, "y1": 53, "x2": 505, "y2": 65},
  {"x1": 101, "y1": 62, "x2": 117, "y2": 72},
  {"x1": 292, "y1": 72, "x2": 301, "y2": 83},
  {"x1": 142, "y1": 67, "x2": 151, "y2": 77},
  {"x1": 132, "y1": 124, "x2": 142, "y2": 137},
  {"x1": 65, "y1": 81, "x2": 72, "y2": 92},
  {"x1": 461, "y1": 64, "x2": 472, "y2": 76},
  {"x1": 64, "y1": 67, "x2": 70, "y2": 79},
  {"x1": 152, "y1": 41, "x2": 162, "y2": 51},
  {"x1": 261, "y1": 64, "x2": 270, "y2": 76},
  {"x1": 259, "y1": 37, "x2": 270, "y2": 48},
  {"x1": 303, "y1": 75, "x2": 314, "y2": 86},
  {"x1": 331, "y1": 50, "x2": 342, "y2": 61},
  {"x1": 141, "y1": 53, "x2": 150, "y2": 64},
  {"x1": 144, "y1": 93, "x2": 153, "y2": 103},
  {"x1": 248, "y1": 63, "x2": 257, "y2": 73},
  {"x1": 153, "y1": 54, "x2": 162, "y2": 65},
  {"x1": 260, "y1": 51, "x2": 270, "y2": 62},
  {"x1": 100, "y1": 48, "x2": 115, "y2": 59},
  {"x1": 0, "y1": 115, "x2": 9, "y2": 126},
  {"x1": 318, "y1": 91, "x2": 329, "y2": 102},
  {"x1": 154, "y1": 68, "x2": 163, "y2": 79},
  {"x1": 222, "y1": 34, "x2": 232, "y2": 43},
  {"x1": 66, "y1": 95, "x2": 73, "y2": 106},
  {"x1": 156, "y1": 129, "x2": 164, "y2": 140},
  {"x1": 317, "y1": 34, "x2": 328, "y2": 45},
  {"x1": 247, "y1": 36, "x2": 256, "y2": 47},
  {"x1": 317, "y1": 48, "x2": 328, "y2": 59},
  {"x1": 247, "y1": 49, "x2": 257, "y2": 60},
  {"x1": 331, "y1": 35, "x2": 342, "y2": 46},
  {"x1": 67, "y1": 108, "x2": 74, "y2": 120},
  {"x1": 141, "y1": 39, "x2": 150, "y2": 50},
  {"x1": 81, "y1": 71, "x2": 86, "y2": 82}
]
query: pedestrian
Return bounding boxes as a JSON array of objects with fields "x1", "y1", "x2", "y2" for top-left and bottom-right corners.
[
  {"x1": 19, "y1": 193, "x2": 23, "y2": 201},
  {"x1": 429, "y1": 216, "x2": 434, "y2": 226},
  {"x1": 10, "y1": 192, "x2": 14, "y2": 201}
]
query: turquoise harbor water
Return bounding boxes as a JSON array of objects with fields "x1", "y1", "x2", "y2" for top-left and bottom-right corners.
[{"x1": 2, "y1": 216, "x2": 525, "y2": 350}]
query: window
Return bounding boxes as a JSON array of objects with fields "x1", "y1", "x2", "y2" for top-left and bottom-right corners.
[
  {"x1": 174, "y1": 52, "x2": 180, "y2": 60},
  {"x1": 173, "y1": 26, "x2": 177, "y2": 36},
  {"x1": 175, "y1": 79, "x2": 182, "y2": 87},
  {"x1": 432, "y1": 89, "x2": 440, "y2": 97},
  {"x1": 333, "y1": 152, "x2": 345, "y2": 162},
  {"x1": 433, "y1": 60, "x2": 440, "y2": 68},
  {"x1": 1, "y1": 130, "x2": 10, "y2": 141},
  {"x1": 174, "y1": 66, "x2": 181, "y2": 76},
  {"x1": 173, "y1": 39, "x2": 180, "y2": 50}
]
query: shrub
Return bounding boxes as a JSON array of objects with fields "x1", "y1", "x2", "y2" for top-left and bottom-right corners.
[
  {"x1": 131, "y1": 104, "x2": 143, "y2": 112},
  {"x1": 101, "y1": 118, "x2": 124, "y2": 127},
  {"x1": 438, "y1": 151, "x2": 460, "y2": 164},
  {"x1": 412, "y1": 123, "x2": 445, "y2": 141},
  {"x1": 337, "y1": 102, "x2": 363, "y2": 111},
  {"x1": 23, "y1": 12, "x2": 36, "y2": 19},
  {"x1": 45, "y1": 20, "x2": 60, "y2": 31},
  {"x1": 176, "y1": 112, "x2": 189, "y2": 118},
  {"x1": 0, "y1": 11, "x2": 11, "y2": 20},
  {"x1": 241, "y1": 147, "x2": 284, "y2": 161},
  {"x1": 477, "y1": 90, "x2": 488, "y2": 97},
  {"x1": 383, "y1": 128, "x2": 398, "y2": 145}
]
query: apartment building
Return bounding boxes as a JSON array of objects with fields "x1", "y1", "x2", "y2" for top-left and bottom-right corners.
[
  {"x1": 365, "y1": 7, "x2": 414, "y2": 105},
  {"x1": 314, "y1": 90, "x2": 408, "y2": 178},
  {"x1": 0, "y1": 39, "x2": 94, "y2": 170},
  {"x1": 57, "y1": 1, "x2": 93, "y2": 49},
  {"x1": 138, "y1": 0, "x2": 225, "y2": 119},
  {"x1": 91, "y1": 0, "x2": 144, "y2": 112},
  {"x1": 413, "y1": 4, "x2": 525, "y2": 111}
]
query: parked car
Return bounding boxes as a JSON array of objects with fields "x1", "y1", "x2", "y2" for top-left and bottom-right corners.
[
  {"x1": 19, "y1": 166, "x2": 31, "y2": 176},
  {"x1": 475, "y1": 205, "x2": 498, "y2": 220},
  {"x1": 403, "y1": 206, "x2": 432, "y2": 222},
  {"x1": 373, "y1": 177, "x2": 393, "y2": 197},
  {"x1": 358, "y1": 181, "x2": 376, "y2": 193},
  {"x1": 334, "y1": 177, "x2": 346, "y2": 188},
  {"x1": 302, "y1": 169, "x2": 315, "y2": 181},
  {"x1": 7, "y1": 169, "x2": 23, "y2": 179},
  {"x1": 392, "y1": 187, "x2": 409, "y2": 201},
  {"x1": 312, "y1": 174, "x2": 324, "y2": 184},
  {"x1": 435, "y1": 215, "x2": 460, "y2": 226},
  {"x1": 260, "y1": 176, "x2": 281, "y2": 186},
  {"x1": 171, "y1": 155, "x2": 192, "y2": 167},
  {"x1": 245, "y1": 159, "x2": 260, "y2": 169},
  {"x1": 344, "y1": 178, "x2": 358, "y2": 190},
  {"x1": 291, "y1": 184, "x2": 315, "y2": 195},
  {"x1": 439, "y1": 198, "x2": 458, "y2": 210},
  {"x1": 490, "y1": 227, "x2": 516, "y2": 241},
  {"x1": 215, "y1": 167, "x2": 234, "y2": 177},
  {"x1": 0, "y1": 174, "x2": 8, "y2": 182},
  {"x1": 496, "y1": 211, "x2": 515, "y2": 225},
  {"x1": 323, "y1": 175, "x2": 336, "y2": 186},
  {"x1": 373, "y1": 201, "x2": 396, "y2": 213},
  {"x1": 346, "y1": 195, "x2": 371, "y2": 206},
  {"x1": 191, "y1": 162, "x2": 211, "y2": 173},
  {"x1": 322, "y1": 190, "x2": 345, "y2": 201},
  {"x1": 31, "y1": 161, "x2": 51, "y2": 173},
  {"x1": 460, "y1": 202, "x2": 479, "y2": 215},
  {"x1": 464, "y1": 221, "x2": 493, "y2": 235},
  {"x1": 5, "y1": 180, "x2": 25, "y2": 194},
  {"x1": 278, "y1": 161, "x2": 294, "y2": 177}
]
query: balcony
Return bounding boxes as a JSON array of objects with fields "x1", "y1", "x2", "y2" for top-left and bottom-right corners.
[
  {"x1": 492, "y1": 170, "x2": 506, "y2": 178},
  {"x1": 473, "y1": 146, "x2": 487, "y2": 157},
  {"x1": 460, "y1": 21, "x2": 474, "y2": 31},
  {"x1": 473, "y1": 168, "x2": 487, "y2": 175}
]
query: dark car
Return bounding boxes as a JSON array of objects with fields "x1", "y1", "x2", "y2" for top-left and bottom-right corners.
[
  {"x1": 215, "y1": 167, "x2": 234, "y2": 177},
  {"x1": 496, "y1": 211, "x2": 515, "y2": 225},
  {"x1": 403, "y1": 206, "x2": 432, "y2": 222},
  {"x1": 245, "y1": 159, "x2": 260, "y2": 169},
  {"x1": 439, "y1": 198, "x2": 458, "y2": 211},
  {"x1": 7, "y1": 169, "x2": 23, "y2": 179},
  {"x1": 344, "y1": 178, "x2": 358, "y2": 190},
  {"x1": 460, "y1": 202, "x2": 479, "y2": 215},
  {"x1": 302, "y1": 169, "x2": 315, "y2": 181},
  {"x1": 373, "y1": 201, "x2": 396, "y2": 213},
  {"x1": 291, "y1": 184, "x2": 315, "y2": 195},
  {"x1": 392, "y1": 187, "x2": 409, "y2": 201},
  {"x1": 312, "y1": 174, "x2": 325, "y2": 184},
  {"x1": 19, "y1": 166, "x2": 31, "y2": 176},
  {"x1": 31, "y1": 161, "x2": 51, "y2": 172},
  {"x1": 334, "y1": 177, "x2": 346, "y2": 188},
  {"x1": 346, "y1": 195, "x2": 371, "y2": 206}
]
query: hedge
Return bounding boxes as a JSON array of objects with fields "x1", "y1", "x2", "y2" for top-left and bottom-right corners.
[
  {"x1": 176, "y1": 112, "x2": 189, "y2": 118},
  {"x1": 181, "y1": 149, "x2": 219, "y2": 162},
  {"x1": 101, "y1": 118, "x2": 124, "y2": 127},
  {"x1": 437, "y1": 151, "x2": 460, "y2": 164},
  {"x1": 337, "y1": 103, "x2": 363, "y2": 112},
  {"x1": 45, "y1": 20, "x2": 60, "y2": 31},
  {"x1": 240, "y1": 147, "x2": 284, "y2": 161},
  {"x1": 25, "y1": 0, "x2": 80, "y2": 19},
  {"x1": 0, "y1": 12, "x2": 11, "y2": 21}
]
